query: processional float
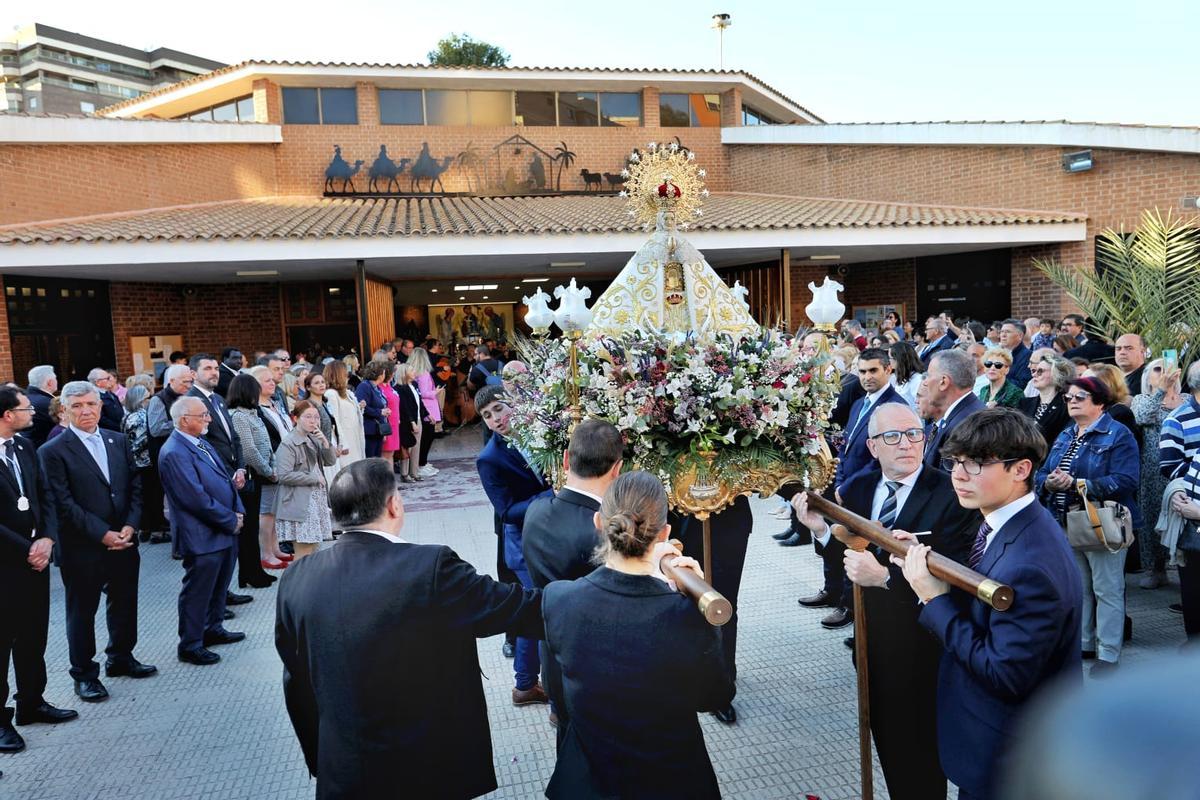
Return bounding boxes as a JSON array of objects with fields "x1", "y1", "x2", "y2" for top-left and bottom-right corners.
[{"x1": 510, "y1": 143, "x2": 1012, "y2": 799}]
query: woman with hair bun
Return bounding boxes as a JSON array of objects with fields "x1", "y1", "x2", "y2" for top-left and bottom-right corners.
[{"x1": 541, "y1": 470, "x2": 733, "y2": 799}]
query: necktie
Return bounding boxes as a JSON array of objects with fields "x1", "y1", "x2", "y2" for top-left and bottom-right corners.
[
  {"x1": 968, "y1": 521, "x2": 993, "y2": 570},
  {"x1": 195, "y1": 439, "x2": 217, "y2": 466},
  {"x1": 850, "y1": 398, "x2": 872, "y2": 439},
  {"x1": 877, "y1": 480, "x2": 902, "y2": 528},
  {"x1": 2, "y1": 439, "x2": 20, "y2": 487},
  {"x1": 86, "y1": 433, "x2": 110, "y2": 483}
]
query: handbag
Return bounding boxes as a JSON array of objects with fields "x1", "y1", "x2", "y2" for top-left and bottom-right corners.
[
  {"x1": 1065, "y1": 479, "x2": 1134, "y2": 553},
  {"x1": 377, "y1": 417, "x2": 393, "y2": 437}
]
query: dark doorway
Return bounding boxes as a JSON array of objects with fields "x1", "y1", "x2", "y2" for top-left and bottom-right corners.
[
  {"x1": 282, "y1": 281, "x2": 358, "y2": 360},
  {"x1": 916, "y1": 249, "x2": 1011, "y2": 324},
  {"x1": 4, "y1": 276, "x2": 115, "y2": 383}
]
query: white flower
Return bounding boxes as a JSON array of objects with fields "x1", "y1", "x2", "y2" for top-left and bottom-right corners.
[{"x1": 721, "y1": 429, "x2": 738, "y2": 444}]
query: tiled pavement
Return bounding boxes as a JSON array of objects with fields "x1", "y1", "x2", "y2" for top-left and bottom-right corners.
[{"x1": 2, "y1": 425, "x2": 1190, "y2": 799}]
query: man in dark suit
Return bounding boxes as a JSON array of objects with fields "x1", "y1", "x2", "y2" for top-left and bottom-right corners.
[
  {"x1": 24, "y1": 365, "x2": 57, "y2": 449},
  {"x1": 896, "y1": 408, "x2": 1082, "y2": 800},
  {"x1": 89, "y1": 368, "x2": 125, "y2": 432},
  {"x1": 475, "y1": 385, "x2": 553, "y2": 706},
  {"x1": 523, "y1": 419, "x2": 621, "y2": 739},
  {"x1": 799, "y1": 348, "x2": 907, "y2": 630},
  {"x1": 999, "y1": 319, "x2": 1033, "y2": 389},
  {"x1": 0, "y1": 388, "x2": 77, "y2": 757},
  {"x1": 158, "y1": 397, "x2": 246, "y2": 666},
  {"x1": 918, "y1": 317, "x2": 955, "y2": 366},
  {"x1": 39, "y1": 382, "x2": 155, "y2": 703},
  {"x1": 276, "y1": 458, "x2": 543, "y2": 799},
  {"x1": 919, "y1": 348, "x2": 987, "y2": 470},
  {"x1": 794, "y1": 402, "x2": 978, "y2": 799},
  {"x1": 216, "y1": 347, "x2": 244, "y2": 397}
]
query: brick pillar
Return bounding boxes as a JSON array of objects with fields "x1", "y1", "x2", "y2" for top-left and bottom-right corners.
[
  {"x1": 720, "y1": 86, "x2": 742, "y2": 127},
  {"x1": 356, "y1": 81, "x2": 377, "y2": 125},
  {"x1": 642, "y1": 87, "x2": 660, "y2": 128},
  {"x1": 0, "y1": 276, "x2": 13, "y2": 382},
  {"x1": 253, "y1": 78, "x2": 281, "y2": 124}
]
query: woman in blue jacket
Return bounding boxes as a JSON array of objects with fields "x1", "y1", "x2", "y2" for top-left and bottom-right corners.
[
  {"x1": 1036, "y1": 376, "x2": 1141, "y2": 677},
  {"x1": 542, "y1": 471, "x2": 733, "y2": 799},
  {"x1": 353, "y1": 360, "x2": 390, "y2": 458}
]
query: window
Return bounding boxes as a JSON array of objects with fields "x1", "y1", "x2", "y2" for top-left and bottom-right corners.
[
  {"x1": 658, "y1": 93, "x2": 690, "y2": 127},
  {"x1": 282, "y1": 87, "x2": 357, "y2": 124},
  {"x1": 742, "y1": 105, "x2": 777, "y2": 126},
  {"x1": 177, "y1": 95, "x2": 254, "y2": 122},
  {"x1": 600, "y1": 92, "x2": 641, "y2": 126},
  {"x1": 467, "y1": 91, "x2": 511, "y2": 126},
  {"x1": 515, "y1": 91, "x2": 556, "y2": 125},
  {"x1": 236, "y1": 96, "x2": 255, "y2": 122},
  {"x1": 425, "y1": 90, "x2": 468, "y2": 125},
  {"x1": 79, "y1": 101, "x2": 95, "y2": 114},
  {"x1": 212, "y1": 101, "x2": 237, "y2": 122},
  {"x1": 189, "y1": 109, "x2": 213, "y2": 121},
  {"x1": 560, "y1": 92, "x2": 599, "y2": 126},
  {"x1": 379, "y1": 89, "x2": 424, "y2": 125},
  {"x1": 689, "y1": 94, "x2": 720, "y2": 127}
]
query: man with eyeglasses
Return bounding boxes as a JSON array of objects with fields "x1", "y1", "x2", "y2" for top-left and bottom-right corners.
[
  {"x1": 792, "y1": 403, "x2": 978, "y2": 799},
  {"x1": 919, "y1": 349, "x2": 986, "y2": 471},
  {"x1": 893, "y1": 408, "x2": 1082, "y2": 800},
  {"x1": 158, "y1": 397, "x2": 245, "y2": 666},
  {"x1": 797, "y1": 349, "x2": 905, "y2": 631}
]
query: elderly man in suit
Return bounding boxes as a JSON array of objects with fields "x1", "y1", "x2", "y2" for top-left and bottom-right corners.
[
  {"x1": 523, "y1": 419, "x2": 621, "y2": 738},
  {"x1": 89, "y1": 368, "x2": 125, "y2": 432},
  {"x1": 158, "y1": 396, "x2": 246, "y2": 666},
  {"x1": 276, "y1": 458, "x2": 544, "y2": 799},
  {"x1": 0, "y1": 388, "x2": 77, "y2": 758},
  {"x1": 24, "y1": 365, "x2": 57, "y2": 449},
  {"x1": 798, "y1": 348, "x2": 907, "y2": 631},
  {"x1": 919, "y1": 348, "x2": 987, "y2": 470},
  {"x1": 919, "y1": 317, "x2": 956, "y2": 366},
  {"x1": 475, "y1": 385, "x2": 553, "y2": 706},
  {"x1": 39, "y1": 381, "x2": 155, "y2": 703},
  {"x1": 896, "y1": 408, "x2": 1082, "y2": 800},
  {"x1": 794, "y1": 402, "x2": 978, "y2": 799}
]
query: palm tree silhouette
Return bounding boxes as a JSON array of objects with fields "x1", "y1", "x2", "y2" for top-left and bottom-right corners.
[
  {"x1": 457, "y1": 141, "x2": 484, "y2": 193},
  {"x1": 553, "y1": 141, "x2": 577, "y2": 192}
]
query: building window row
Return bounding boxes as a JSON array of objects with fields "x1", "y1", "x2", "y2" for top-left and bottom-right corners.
[
  {"x1": 34, "y1": 74, "x2": 143, "y2": 99},
  {"x1": 742, "y1": 105, "x2": 778, "y2": 126},
  {"x1": 182, "y1": 94, "x2": 255, "y2": 122},
  {"x1": 280, "y1": 87, "x2": 735, "y2": 127},
  {"x1": 19, "y1": 45, "x2": 155, "y2": 80}
]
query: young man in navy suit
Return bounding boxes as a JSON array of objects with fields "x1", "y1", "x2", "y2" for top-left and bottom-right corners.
[
  {"x1": 475, "y1": 385, "x2": 553, "y2": 706},
  {"x1": 158, "y1": 397, "x2": 246, "y2": 666},
  {"x1": 39, "y1": 382, "x2": 155, "y2": 703},
  {"x1": 799, "y1": 348, "x2": 906, "y2": 630},
  {"x1": 895, "y1": 408, "x2": 1082, "y2": 800}
]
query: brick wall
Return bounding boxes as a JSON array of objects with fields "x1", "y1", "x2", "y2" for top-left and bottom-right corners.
[
  {"x1": 0, "y1": 142, "x2": 278, "y2": 226},
  {"x1": 108, "y1": 282, "x2": 284, "y2": 376},
  {"x1": 0, "y1": 277, "x2": 11, "y2": 381}
]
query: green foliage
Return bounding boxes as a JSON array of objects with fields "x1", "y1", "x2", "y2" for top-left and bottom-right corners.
[
  {"x1": 1034, "y1": 209, "x2": 1200, "y2": 356},
  {"x1": 427, "y1": 34, "x2": 510, "y2": 67}
]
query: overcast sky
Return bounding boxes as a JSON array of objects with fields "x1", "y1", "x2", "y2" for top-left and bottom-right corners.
[{"x1": 6, "y1": 0, "x2": 1193, "y2": 125}]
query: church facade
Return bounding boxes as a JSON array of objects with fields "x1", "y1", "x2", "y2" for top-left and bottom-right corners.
[{"x1": 0, "y1": 62, "x2": 1196, "y2": 381}]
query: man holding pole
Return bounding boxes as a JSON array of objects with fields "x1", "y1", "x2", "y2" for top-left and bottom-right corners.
[
  {"x1": 792, "y1": 402, "x2": 978, "y2": 799},
  {"x1": 894, "y1": 408, "x2": 1081, "y2": 800}
]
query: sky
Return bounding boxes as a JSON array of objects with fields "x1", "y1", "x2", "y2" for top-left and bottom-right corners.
[{"x1": 6, "y1": 0, "x2": 1194, "y2": 125}]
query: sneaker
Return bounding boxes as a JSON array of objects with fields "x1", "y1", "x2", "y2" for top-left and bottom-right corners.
[
  {"x1": 418, "y1": 465, "x2": 437, "y2": 478},
  {"x1": 1139, "y1": 570, "x2": 1167, "y2": 589}
]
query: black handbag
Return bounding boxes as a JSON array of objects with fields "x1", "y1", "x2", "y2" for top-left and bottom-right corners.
[{"x1": 377, "y1": 418, "x2": 393, "y2": 436}]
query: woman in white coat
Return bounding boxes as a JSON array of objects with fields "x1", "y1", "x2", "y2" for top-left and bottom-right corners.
[{"x1": 321, "y1": 359, "x2": 365, "y2": 469}]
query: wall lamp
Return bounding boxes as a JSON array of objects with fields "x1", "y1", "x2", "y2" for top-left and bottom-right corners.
[{"x1": 1062, "y1": 150, "x2": 1094, "y2": 173}]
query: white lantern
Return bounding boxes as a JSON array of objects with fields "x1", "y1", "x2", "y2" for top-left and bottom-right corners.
[
  {"x1": 805, "y1": 276, "x2": 845, "y2": 332},
  {"x1": 553, "y1": 278, "x2": 593, "y2": 334},
  {"x1": 522, "y1": 287, "x2": 555, "y2": 334}
]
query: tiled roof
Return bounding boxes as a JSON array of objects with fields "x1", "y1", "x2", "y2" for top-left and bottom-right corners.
[
  {"x1": 0, "y1": 193, "x2": 1086, "y2": 245},
  {"x1": 96, "y1": 61, "x2": 821, "y2": 121}
]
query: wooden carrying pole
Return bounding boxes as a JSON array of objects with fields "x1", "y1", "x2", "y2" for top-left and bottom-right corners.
[
  {"x1": 835, "y1": 523, "x2": 875, "y2": 800},
  {"x1": 806, "y1": 491, "x2": 1014, "y2": 611},
  {"x1": 663, "y1": 539, "x2": 732, "y2": 626}
]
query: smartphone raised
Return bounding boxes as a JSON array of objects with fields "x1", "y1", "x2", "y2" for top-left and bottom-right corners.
[{"x1": 1163, "y1": 349, "x2": 1178, "y2": 372}]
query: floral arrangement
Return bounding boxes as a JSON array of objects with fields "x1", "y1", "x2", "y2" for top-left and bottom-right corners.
[{"x1": 506, "y1": 328, "x2": 839, "y2": 489}]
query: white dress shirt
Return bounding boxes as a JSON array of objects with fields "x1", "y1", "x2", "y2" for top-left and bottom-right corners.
[
  {"x1": 356, "y1": 528, "x2": 407, "y2": 544},
  {"x1": 982, "y1": 492, "x2": 1037, "y2": 553},
  {"x1": 815, "y1": 465, "x2": 923, "y2": 548}
]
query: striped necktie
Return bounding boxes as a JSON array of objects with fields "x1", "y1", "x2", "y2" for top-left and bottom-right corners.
[
  {"x1": 968, "y1": 521, "x2": 993, "y2": 570},
  {"x1": 877, "y1": 481, "x2": 902, "y2": 528}
]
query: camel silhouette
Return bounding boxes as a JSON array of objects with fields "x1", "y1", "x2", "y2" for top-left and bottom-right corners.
[
  {"x1": 410, "y1": 155, "x2": 455, "y2": 193},
  {"x1": 325, "y1": 158, "x2": 365, "y2": 193},
  {"x1": 368, "y1": 145, "x2": 412, "y2": 193}
]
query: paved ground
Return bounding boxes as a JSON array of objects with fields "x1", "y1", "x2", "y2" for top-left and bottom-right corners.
[{"x1": 2, "y1": 425, "x2": 1191, "y2": 799}]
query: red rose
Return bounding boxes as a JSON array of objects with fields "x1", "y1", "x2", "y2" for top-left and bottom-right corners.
[
  {"x1": 772, "y1": 380, "x2": 785, "y2": 389},
  {"x1": 657, "y1": 182, "x2": 681, "y2": 198},
  {"x1": 799, "y1": 374, "x2": 811, "y2": 383}
]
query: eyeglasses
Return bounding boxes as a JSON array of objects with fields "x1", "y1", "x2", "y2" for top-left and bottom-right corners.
[
  {"x1": 1030, "y1": 367, "x2": 1049, "y2": 375},
  {"x1": 181, "y1": 412, "x2": 212, "y2": 419},
  {"x1": 11, "y1": 406, "x2": 36, "y2": 412},
  {"x1": 941, "y1": 457, "x2": 1019, "y2": 475},
  {"x1": 1064, "y1": 392, "x2": 1092, "y2": 403},
  {"x1": 870, "y1": 428, "x2": 926, "y2": 445},
  {"x1": 982, "y1": 361, "x2": 1008, "y2": 369}
]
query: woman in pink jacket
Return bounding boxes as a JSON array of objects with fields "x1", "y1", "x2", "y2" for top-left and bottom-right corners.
[
  {"x1": 408, "y1": 347, "x2": 442, "y2": 478},
  {"x1": 380, "y1": 370, "x2": 401, "y2": 469}
]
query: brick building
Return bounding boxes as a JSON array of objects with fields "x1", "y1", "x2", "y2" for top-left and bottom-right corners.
[{"x1": 0, "y1": 60, "x2": 1196, "y2": 383}]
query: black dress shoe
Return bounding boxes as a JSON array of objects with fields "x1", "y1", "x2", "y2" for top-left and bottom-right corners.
[
  {"x1": 771, "y1": 528, "x2": 796, "y2": 541},
  {"x1": 105, "y1": 659, "x2": 158, "y2": 679},
  {"x1": 1081, "y1": 649, "x2": 1097, "y2": 660},
  {"x1": 15, "y1": 703, "x2": 79, "y2": 725},
  {"x1": 502, "y1": 641, "x2": 516, "y2": 659},
  {"x1": 821, "y1": 607, "x2": 854, "y2": 629},
  {"x1": 149, "y1": 532, "x2": 171, "y2": 544},
  {"x1": 1169, "y1": 602, "x2": 1183, "y2": 614},
  {"x1": 138, "y1": 530, "x2": 151, "y2": 543},
  {"x1": 203, "y1": 628, "x2": 246, "y2": 646},
  {"x1": 1124, "y1": 615, "x2": 1133, "y2": 643},
  {"x1": 239, "y1": 575, "x2": 275, "y2": 588},
  {"x1": 711, "y1": 705, "x2": 737, "y2": 724},
  {"x1": 777, "y1": 532, "x2": 808, "y2": 547},
  {"x1": 0, "y1": 723, "x2": 25, "y2": 752},
  {"x1": 74, "y1": 679, "x2": 109, "y2": 703},
  {"x1": 223, "y1": 609, "x2": 235, "y2": 620},
  {"x1": 226, "y1": 591, "x2": 253, "y2": 605},
  {"x1": 178, "y1": 647, "x2": 221, "y2": 666},
  {"x1": 798, "y1": 589, "x2": 837, "y2": 608},
  {"x1": 843, "y1": 637, "x2": 855, "y2": 650}
]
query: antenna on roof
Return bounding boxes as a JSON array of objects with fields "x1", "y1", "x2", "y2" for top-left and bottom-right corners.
[{"x1": 711, "y1": 14, "x2": 732, "y2": 70}]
